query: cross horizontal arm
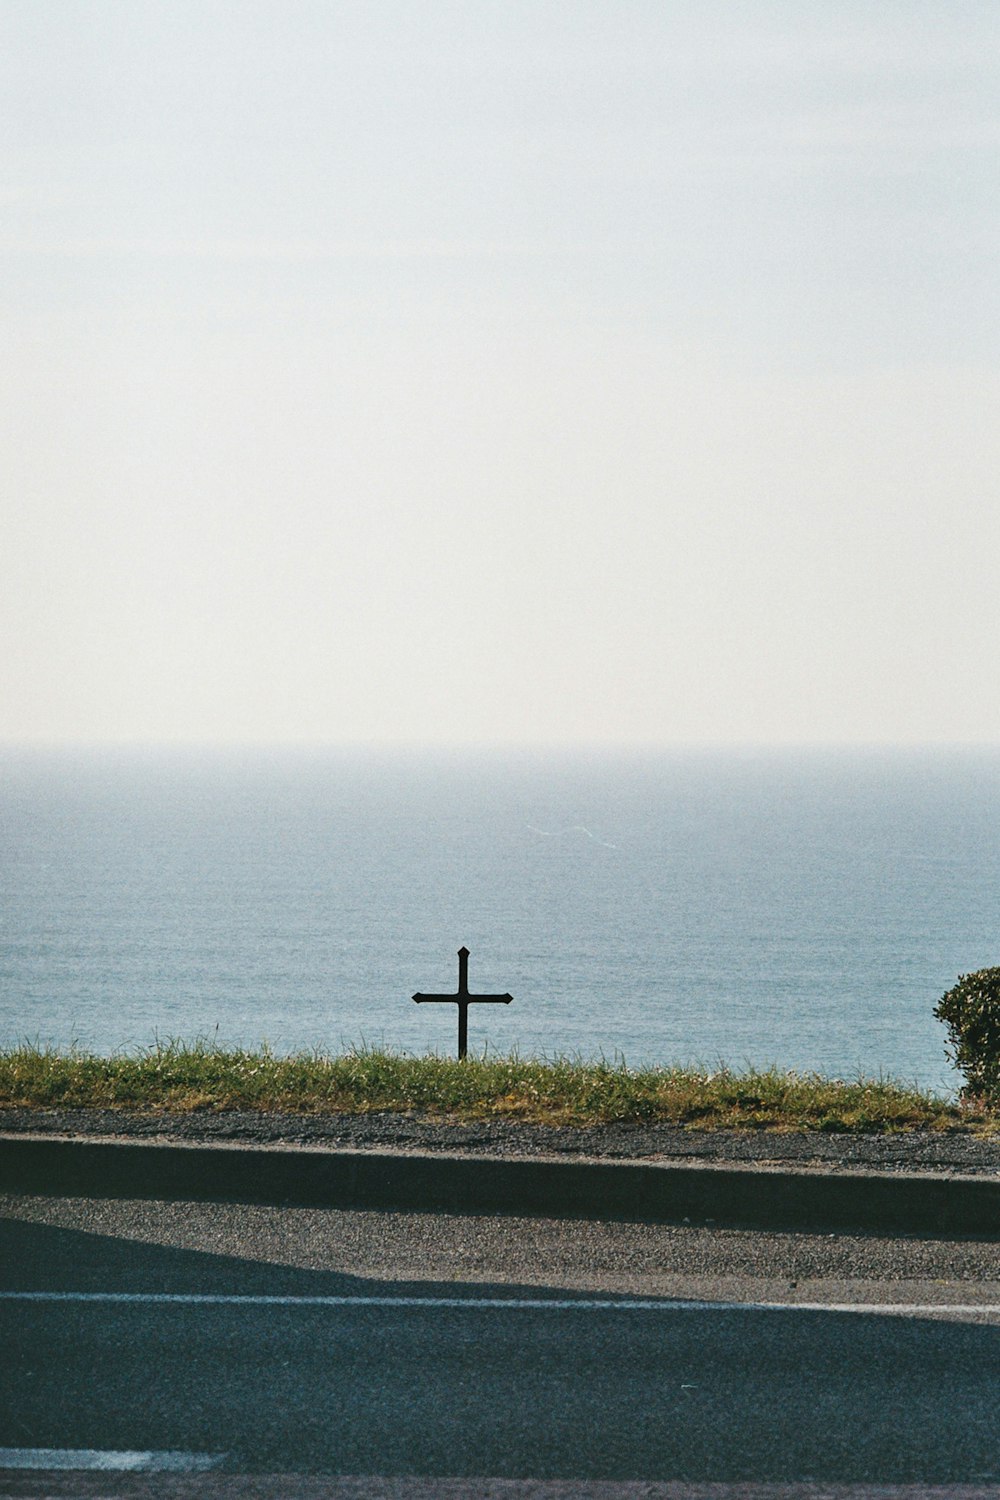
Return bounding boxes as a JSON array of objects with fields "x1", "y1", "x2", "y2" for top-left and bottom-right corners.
[{"x1": 412, "y1": 993, "x2": 513, "y2": 1004}]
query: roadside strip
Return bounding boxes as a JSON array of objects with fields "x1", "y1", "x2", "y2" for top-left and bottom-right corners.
[{"x1": 1, "y1": 1134, "x2": 998, "y2": 1235}]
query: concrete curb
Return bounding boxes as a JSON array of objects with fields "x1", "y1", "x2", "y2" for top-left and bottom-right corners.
[{"x1": 1, "y1": 1134, "x2": 999, "y2": 1236}]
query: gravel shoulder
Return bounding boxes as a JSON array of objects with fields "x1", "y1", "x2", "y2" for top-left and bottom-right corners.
[{"x1": 2, "y1": 1107, "x2": 999, "y2": 1176}]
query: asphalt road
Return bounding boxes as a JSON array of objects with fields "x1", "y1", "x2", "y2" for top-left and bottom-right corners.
[{"x1": 1, "y1": 1195, "x2": 999, "y2": 1493}]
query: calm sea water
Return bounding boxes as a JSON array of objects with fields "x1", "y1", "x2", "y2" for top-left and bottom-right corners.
[{"x1": 2, "y1": 745, "x2": 999, "y2": 1094}]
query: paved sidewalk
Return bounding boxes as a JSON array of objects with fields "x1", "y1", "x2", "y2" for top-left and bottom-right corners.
[
  {"x1": 2, "y1": 1116, "x2": 999, "y2": 1236},
  {"x1": 2, "y1": 1108, "x2": 999, "y2": 1175}
]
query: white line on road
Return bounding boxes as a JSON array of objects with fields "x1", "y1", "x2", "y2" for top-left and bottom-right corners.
[
  {"x1": 1, "y1": 1290, "x2": 998, "y2": 1315},
  {"x1": 0, "y1": 1447, "x2": 224, "y2": 1471}
]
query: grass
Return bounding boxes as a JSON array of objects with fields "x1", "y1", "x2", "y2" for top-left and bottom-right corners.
[{"x1": 0, "y1": 1041, "x2": 994, "y2": 1132}]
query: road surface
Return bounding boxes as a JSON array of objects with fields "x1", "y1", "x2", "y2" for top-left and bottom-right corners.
[{"x1": 1, "y1": 1194, "x2": 999, "y2": 1494}]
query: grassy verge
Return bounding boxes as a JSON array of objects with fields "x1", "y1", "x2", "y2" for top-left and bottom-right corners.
[{"x1": 0, "y1": 1042, "x2": 993, "y2": 1131}]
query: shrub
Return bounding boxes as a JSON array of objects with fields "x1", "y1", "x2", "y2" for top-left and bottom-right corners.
[{"x1": 934, "y1": 968, "x2": 1000, "y2": 1102}]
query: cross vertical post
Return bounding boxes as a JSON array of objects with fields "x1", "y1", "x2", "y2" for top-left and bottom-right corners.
[
  {"x1": 412, "y1": 946, "x2": 513, "y2": 1060},
  {"x1": 456, "y1": 944, "x2": 469, "y2": 1058}
]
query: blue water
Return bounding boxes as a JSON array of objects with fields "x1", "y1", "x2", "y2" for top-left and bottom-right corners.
[{"x1": 2, "y1": 745, "x2": 999, "y2": 1094}]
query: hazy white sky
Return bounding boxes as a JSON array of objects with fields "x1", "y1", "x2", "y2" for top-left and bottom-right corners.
[{"x1": 3, "y1": 0, "x2": 999, "y2": 745}]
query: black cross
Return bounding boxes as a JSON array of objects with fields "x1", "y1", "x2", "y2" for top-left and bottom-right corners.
[{"x1": 412, "y1": 946, "x2": 513, "y2": 1059}]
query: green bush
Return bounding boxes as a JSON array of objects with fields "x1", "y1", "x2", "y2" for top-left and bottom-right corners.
[{"x1": 934, "y1": 968, "x2": 1000, "y2": 1102}]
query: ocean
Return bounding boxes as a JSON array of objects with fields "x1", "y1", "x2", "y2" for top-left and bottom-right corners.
[{"x1": 2, "y1": 745, "x2": 999, "y2": 1095}]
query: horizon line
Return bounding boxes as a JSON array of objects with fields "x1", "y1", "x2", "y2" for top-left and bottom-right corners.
[{"x1": 2, "y1": 737, "x2": 1000, "y2": 755}]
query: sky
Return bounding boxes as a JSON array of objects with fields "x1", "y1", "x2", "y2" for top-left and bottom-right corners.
[{"x1": 3, "y1": 0, "x2": 999, "y2": 746}]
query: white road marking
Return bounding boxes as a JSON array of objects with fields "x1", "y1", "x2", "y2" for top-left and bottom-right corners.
[
  {"x1": 0, "y1": 1290, "x2": 998, "y2": 1316},
  {"x1": 0, "y1": 1447, "x2": 224, "y2": 1471}
]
